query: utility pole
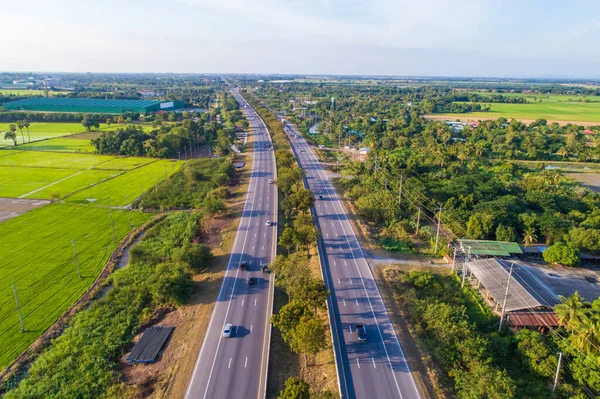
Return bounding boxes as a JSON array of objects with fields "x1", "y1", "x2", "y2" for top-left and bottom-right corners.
[
  {"x1": 434, "y1": 205, "x2": 443, "y2": 254},
  {"x1": 452, "y1": 247, "x2": 457, "y2": 272},
  {"x1": 498, "y1": 262, "x2": 515, "y2": 332},
  {"x1": 553, "y1": 352, "x2": 563, "y2": 392},
  {"x1": 12, "y1": 282, "x2": 25, "y2": 332},
  {"x1": 415, "y1": 207, "x2": 421, "y2": 235},
  {"x1": 72, "y1": 239, "x2": 81, "y2": 278},
  {"x1": 109, "y1": 209, "x2": 116, "y2": 243},
  {"x1": 462, "y1": 247, "x2": 470, "y2": 288}
]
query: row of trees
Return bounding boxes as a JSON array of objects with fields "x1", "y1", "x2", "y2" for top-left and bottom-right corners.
[
  {"x1": 2, "y1": 213, "x2": 214, "y2": 397},
  {"x1": 2, "y1": 120, "x2": 31, "y2": 145}
]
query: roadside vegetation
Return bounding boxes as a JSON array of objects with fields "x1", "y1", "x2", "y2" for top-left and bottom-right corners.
[
  {"x1": 382, "y1": 266, "x2": 591, "y2": 398},
  {"x1": 0, "y1": 212, "x2": 214, "y2": 398}
]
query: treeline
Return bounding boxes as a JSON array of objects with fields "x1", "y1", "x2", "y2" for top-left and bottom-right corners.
[
  {"x1": 1, "y1": 213, "x2": 214, "y2": 398},
  {"x1": 450, "y1": 92, "x2": 528, "y2": 104},
  {"x1": 134, "y1": 157, "x2": 234, "y2": 212},
  {"x1": 388, "y1": 268, "x2": 587, "y2": 398}
]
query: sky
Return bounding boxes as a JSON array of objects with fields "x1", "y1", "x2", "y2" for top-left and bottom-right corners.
[{"x1": 2, "y1": 0, "x2": 600, "y2": 78}]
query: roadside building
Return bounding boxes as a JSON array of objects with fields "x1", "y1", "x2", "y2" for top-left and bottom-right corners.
[
  {"x1": 4, "y1": 97, "x2": 183, "y2": 114},
  {"x1": 460, "y1": 239, "x2": 523, "y2": 258}
]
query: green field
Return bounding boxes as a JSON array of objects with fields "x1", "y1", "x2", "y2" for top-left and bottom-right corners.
[
  {"x1": 0, "y1": 89, "x2": 70, "y2": 96},
  {"x1": 0, "y1": 122, "x2": 155, "y2": 147},
  {"x1": 67, "y1": 159, "x2": 183, "y2": 206},
  {"x1": 0, "y1": 203, "x2": 151, "y2": 369},
  {"x1": 0, "y1": 150, "x2": 166, "y2": 201},
  {"x1": 438, "y1": 94, "x2": 600, "y2": 123},
  {"x1": 20, "y1": 137, "x2": 96, "y2": 153}
]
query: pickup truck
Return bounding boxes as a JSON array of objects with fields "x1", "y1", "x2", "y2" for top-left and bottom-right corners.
[{"x1": 356, "y1": 324, "x2": 367, "y2": 342}]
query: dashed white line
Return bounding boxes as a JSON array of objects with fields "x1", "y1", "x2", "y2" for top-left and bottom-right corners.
[
  {"x1": 333, "y1": 261, "x2": 336, "y2": 266},
  {"x1": 241, "y1": 299, "x2": 244, "y2": 307},
  {"x1": 261, "y1": 246, "x2": 264, "y2": 250},
  {"x1": 343, "y1": 299, "x2": 346, "y2": 306},
  {"x1": 251, "y1": 324, "x2": 253, "y2": 332},
  {"x1": 228, "y1": 358, "x2": 232, "y2": 368},
  {"x1": 338, "y1": 278, "x2": 341, "y2": 285},
  {"x1": 344, "y1": 260, "x2": 348, "y2": 266},
  {"x1": 355, "y1": 299, "x2": 359, "y2": 306},
  {"x1": 245, "y1": 357, "x2": 248, "y2": 368},
  {"x1": 357, "y1": 358, "x2": 360, "y2": 369},
  {"x1": 372, "y1": 358, "x2": 376, "y2": 369}
]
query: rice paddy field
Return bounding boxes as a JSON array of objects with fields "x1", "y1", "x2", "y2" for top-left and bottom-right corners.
[
  {"x1": 0, "y1": 145, "x2": 184, "y2": 370},
  {"x1": 437, "y1": 93, "x2": 600, "y2": 123},
  {"x1": 0, "y1": 150, "x2": 179, "y2": 203},
  {"x1": 0, "y1": 203, "x2": 151, "y2": 369},
  {"x1": 0, "y1": 122, "x2": 155, "y2": 147},
  {"x1": 19, "y1": 137, "x2": 96, "y2": 153}
]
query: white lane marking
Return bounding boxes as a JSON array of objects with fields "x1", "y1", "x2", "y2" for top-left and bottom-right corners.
[
  {"x1": 256, "y1": 222, "x2": 259, "y2": 226},
  {"x1": 262, "y1": 246, "x2": 264, "y2": 250},
  {"x1": 264, "y1": 233, "x2": 266, "y2": 238},
  {"x1": 357, "y1": 359, "x2": 360, "y2": 369},
  {"x1": 337, "y1": 278, "x2": 341, "y2": 285},
  {"x1": 252, "y1": 246, "x2": 255, "y2": 251},
  {"x1": 356, "y1": 299, "x2": 359, "y2": 307},
  {"x1": 343, "y1": 299, "x2": 346, "y2": 306},
  {"x1": 245, "y1": 357, "x2": 248, "y2": 368},
  {"x1": 325, "y1": 233, "x2": 329, "y2": 238},
  {"x1": 344, "y1": 260, "x2": 347, "y2": 266},
  {"x1": 228, "y1": 358, "x2": 232, "y2": 369},
  {"x1": 331, "y1": 222, "x2": 334, "y2": 226},
  {"x1": 251, "y1": 324, "x2": 253, "y2": 332},
  {"x1": 254, "y1": 298, "x2": 257, "y2": 306},
  {"x1": 241, "y1": 299, "x2": 244, "y2": 307},
  {"x1": 348, "y1": 325, "x2": 352, "y2": 333},
  {"x1": 372, "y1": 358, "x2": 376, "y2": 369},
  {"x1": 333, "y1": 261, "x2": 336, "y2": 266},
  {"x1": 236, "y1": 325, "x2": 239, "y2": 334},
  {"x1": 254, "y1": 234, "x2": 257, "y2": 238}
]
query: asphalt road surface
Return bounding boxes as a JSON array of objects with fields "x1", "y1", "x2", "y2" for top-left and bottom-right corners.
[
  {"x1": 186, "y1": 89, "x2": 277, "y2": 399},
  {"x1": 283, "y1": 121, "x2": 422, "y2": 399}
]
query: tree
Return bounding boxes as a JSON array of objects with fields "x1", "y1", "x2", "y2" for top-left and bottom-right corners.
[
  {"x1": 522, "y1": 227, "x2": 537, "y2": 246},
  {"x1": 4, "y1": 130, "x2": 17, "y2": 146},
  {"x1": 279, "y1": 226, "x2": 296, "y2": 253},
  {"x1": 81, "y1": 117, "x2": 99, "y2": 132},
  {"x1": 555, "y1": 292, "x2": 588, "y2": 332},
  {"x1": 466, "y1": 213, "x2": 494, "y2": 240},
  {"x1": 8, "y1": 124, "x2": 18, "y2": 144},
  {"x1": 495, "y1": 224, "x2": 516, "y2": 242},
  {"x1": 278, "y1": 377, "x2": 310, "y2": 399},
  {"x1": 294, "y1": 279, "x2": 329, "y2": 312},
  {"x1": 24, "y1": 120, "x2": 31, "y2": 143},
  {"x1": 176, "y1": 243, "x2": 214, "y2": 271},
  {"x1": 543, "y1": 242, "x2": 580, "y2": 267},
  {"x1": 16, "y1": 120, "x2": 25, "y2": 144},
  {"x1": 271, "y1": 300, "x2": 312, "y2": 343},
  {"x1": 289, "y1": 315, "x2": 327, "y2": 360}
]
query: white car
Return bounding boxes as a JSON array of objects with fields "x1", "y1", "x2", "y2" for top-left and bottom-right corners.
[
  {"x1": 268, "y1": 179, "x2": 274, "y2": 184},
  {"x1": 266, "y1": 221, "x2": 273, "y2": 226},
  {"x1": 223, "y1": 323, "x2": 233, "y2": 338}
]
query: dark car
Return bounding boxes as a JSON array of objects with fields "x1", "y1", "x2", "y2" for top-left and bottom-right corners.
[
  {"x1": 317, "y1": 195, "x2": 324, "y2": 200},
  {"x1": 247, "y1": 277, "x2": 258, "y2": 285},
  {"x1": 356, "y1": 324, "x2": 367, "y2": 342},
  {"x1": 240, "y1": 261, "x2": 248, "y2": 270}
]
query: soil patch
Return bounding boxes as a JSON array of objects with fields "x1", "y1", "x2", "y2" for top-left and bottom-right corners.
[{"x1": 0, "y1": 198, "x2": 50, "y2": 222}]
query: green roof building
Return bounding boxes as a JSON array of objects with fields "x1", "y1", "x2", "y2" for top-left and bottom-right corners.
[
  {"x1": 461, "y1": 239, "x2": 523, "y2": 257},
  {"x1": 3, "y1": 97, "x2": 184, "y2": 114}
]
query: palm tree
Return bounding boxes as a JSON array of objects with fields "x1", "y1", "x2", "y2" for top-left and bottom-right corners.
[
  {"x1": 573, "y1": 314, "x2": 600, "y2": 352},
  {"x1": 523, "y1": 227, "x2": 537, "y2": 246},
  {"x1": 16, "y1": 121, "x2": 25, "y2": 144},
  {"x1": 24, "y1": 120, "x2": 31, "y2": 143},
  {"x1": 555, "y1": 292, "x2": 588, "y2": 332}
]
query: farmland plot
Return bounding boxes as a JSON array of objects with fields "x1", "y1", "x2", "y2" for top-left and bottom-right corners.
[{"x1": 0, "y1": 204, "x2": 151, "y2": 369}]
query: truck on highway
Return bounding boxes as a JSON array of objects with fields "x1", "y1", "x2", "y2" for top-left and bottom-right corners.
[{"x1": 356, "y1": 324, "x2": 367, "y2": 342}]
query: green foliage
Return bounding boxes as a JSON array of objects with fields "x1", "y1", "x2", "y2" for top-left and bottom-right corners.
[
  {"x1": 515, "y1": 329, "x2": 557, "y2": 378},
  {"x1": 174, "y1": 243, "x2": 214, "y2": 272},
  {"x1": 135, "y1": 157, "x2": 232, "y2": 211},
  {"x1": 278, "y1": 377, "x2": 311, "y2": 399},
  {"x1": 389, "y1": 269, "x2": 553, "y2": 398},
  {"x1": 3, "y1": 212, "x2": 202, "y2": 397},
  {"x1": 379, "y1": 236, "x2": 413, "y2": 253},
  {"x1": 288, "y1": 315, "x2": 328, "y2": 356},
  {"x1": 543, "y1": 242, "x2": 580, "y2": 267}
]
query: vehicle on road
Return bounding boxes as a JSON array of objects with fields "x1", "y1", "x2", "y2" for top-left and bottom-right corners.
[
  {"x1": 266, "y1": 221, "x2": 273, "y2": 226},
  {"x1": 261, "y1": 264, "x2": 270, "y2": 273},
  {"x1": 317, "y1": 195, "x2": 324, "y2": 200},
  {"x1": 356, "y1": 324, "x2": 367, "y2": 342},
  {"x1": 223, "y1": 323, "x2": 233, "y2": 338},
  {"x1": 268, "y1": 179, "x2": 274, "y2": 184},
  {"x1": 240, "y1": 261, "x2": 248, "y2": 270},
  {"x1": 300, "y1": 149, "x2": 305, "y2": 152},
  {"x1": 247, "y1": 277, "x2": 257, "y2": 285}
]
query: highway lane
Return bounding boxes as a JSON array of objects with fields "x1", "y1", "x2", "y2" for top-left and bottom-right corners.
[
  {"x1": 283, "y1": 121, "x2": 421, "y2": 399},
  {"x1": 186, "y1": 88, "x2": 277, "y2": 399}
]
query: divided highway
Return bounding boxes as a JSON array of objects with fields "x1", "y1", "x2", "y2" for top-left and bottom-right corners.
[
  {"x1": 283, "y1": 121, "x2": 422, "y2": 399},
  {"x1": 186, "y1": 89, "x2": 277, "y2": 399}
]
